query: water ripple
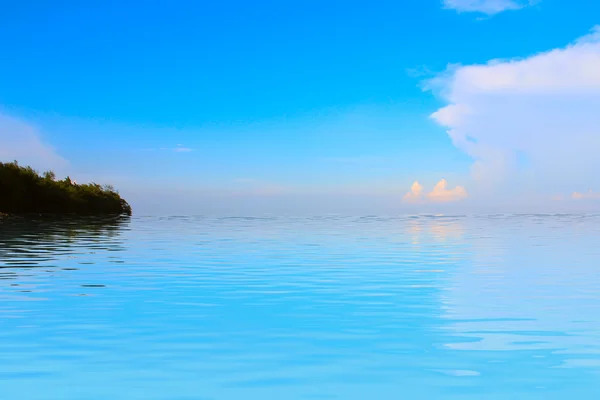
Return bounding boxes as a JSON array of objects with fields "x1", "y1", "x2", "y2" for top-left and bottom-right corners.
[{"x1": 1, "y1": 214, "x2": 600, "y2": 399}]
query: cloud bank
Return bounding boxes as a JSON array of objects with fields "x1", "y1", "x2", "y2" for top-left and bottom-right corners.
[
  {"x1": 429, "y1": 26, "x2": 600, "y2": 201},
  {"x1": 572, "y1": 190, "x2": 600, "y2": 200},
  {"x1": 442, "y1": 0, "x2": 535, "y2": 15},
  {"x1": 403, "y1": 179, "x2": 468, "y2": 203},
  {"x1": 0, "y1": 113, "x2": 68, "y2": 173}
]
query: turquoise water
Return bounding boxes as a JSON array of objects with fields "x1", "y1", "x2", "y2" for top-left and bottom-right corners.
[{"x1": 1, "y1": 215, "x2": 600, "y2": 399}]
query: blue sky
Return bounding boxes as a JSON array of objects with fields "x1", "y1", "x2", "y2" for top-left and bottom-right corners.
[{"x1": 1, "y1": 0, "x2": 599, "y2": 214}]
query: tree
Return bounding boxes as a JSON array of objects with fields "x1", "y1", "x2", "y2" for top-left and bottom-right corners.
[
  {"x1": 0, "y1": 162, "x2": 132, "y2": 215},
  {"x1": 43, "y1": 170, "x2": 56, "y2": 181}
]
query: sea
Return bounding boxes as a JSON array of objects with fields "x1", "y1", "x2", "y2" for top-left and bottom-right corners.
[{"x1": 1, "y1": 214, "x2": 600, "y2": 399}]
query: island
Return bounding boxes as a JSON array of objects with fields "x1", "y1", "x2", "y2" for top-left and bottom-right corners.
[{"x1": 0, "y1": 161, "x2": 132, "y2": 216}]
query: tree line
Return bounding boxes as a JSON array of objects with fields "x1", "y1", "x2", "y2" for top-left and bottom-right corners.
[{"x1": 0, "y1": 161, "x2": 132, "y2": 215}]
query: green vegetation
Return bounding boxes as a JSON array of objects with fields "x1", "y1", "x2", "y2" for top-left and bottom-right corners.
[{"x1": 0, "y1": 161, "x2": 132, "y2": 215}]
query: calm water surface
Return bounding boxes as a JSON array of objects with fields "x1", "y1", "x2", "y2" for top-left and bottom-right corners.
[{"x1": 1, "y1": 215, "x2": 600, "y2": 399}]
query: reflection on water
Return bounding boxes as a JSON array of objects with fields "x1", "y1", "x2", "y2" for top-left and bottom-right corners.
[
  {"x1": 1, "y1": 215, "x2": 600, "y2": 399},
  {"x1": 0, "y1": 215, "x2": 129, "y2": 281},
  {"x1": 0, "y1": 215, "x2": 129, "y2": 259}
]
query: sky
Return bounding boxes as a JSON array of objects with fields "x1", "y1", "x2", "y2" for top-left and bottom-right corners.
[{"x1": 1, "y1": 0, "x2": 599, "y2": 214}]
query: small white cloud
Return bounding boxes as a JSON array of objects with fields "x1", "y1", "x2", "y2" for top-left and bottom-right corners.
[
  {"x1": 403, "y1": 180, "x2": 468, "y2": 203},
  {"x1": 173, "y1": 147, "x2": 193, "y2": 153},
  {"x1": 572, "y1": 190, "x2": 600, "y2": 200},
  {"x1": 157, "y1": 145, "x2": 194, "y2": 153},
  {"x1": 443, "y1": 0, "x2": 534, "y2": 15},
  {"x1": 0, "y1": 112, "x2": 68, "y2": 173},
  {"x1": 403, "y1": 181, "x2": 425, "y2": 202},
  {"x1": 427, "y1": 179, "x2": 469, "y2": 203}
]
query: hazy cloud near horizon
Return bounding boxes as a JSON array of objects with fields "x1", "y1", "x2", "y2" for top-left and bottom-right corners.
[
  {"x1": 429, "y1": 26, "x2": 600, "y2": 201},
  {"x1": 403, "y1": 179, "x2": 468, "y2": 204},
  {"x1": 0, "y1": 113, "x2": 69, "y2": 174}
]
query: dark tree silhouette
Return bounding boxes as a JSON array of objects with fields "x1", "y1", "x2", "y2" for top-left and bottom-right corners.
[{"x1": 0, "y1": 161, "x2": 132, "y2": 215}]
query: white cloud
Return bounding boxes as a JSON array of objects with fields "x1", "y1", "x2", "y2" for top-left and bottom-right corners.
[
  {"x1": 442, "y1": 0, "x2": 534, "y2": 14},
  {"x1": 403, "y1": 180, "x2": 468, "y2": 203},
  {"x1": 172, "y1": 147, "x2": 193, "y2": 153},
  {"x1": 572, "y1": 190, "x2": 600, "y2": 200},
  {"x1": 403, "y1": 181, "x2": 425, "y2": 202},
  {"x1": 0, "y1": 113, "x2": 68, "y2": 173},
  {"x1": 429, "y1": 26, "x2": 600, "y2": 200},
  {"x1": 427, "y1": 179, "x2": 469, "y2": 202}
]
